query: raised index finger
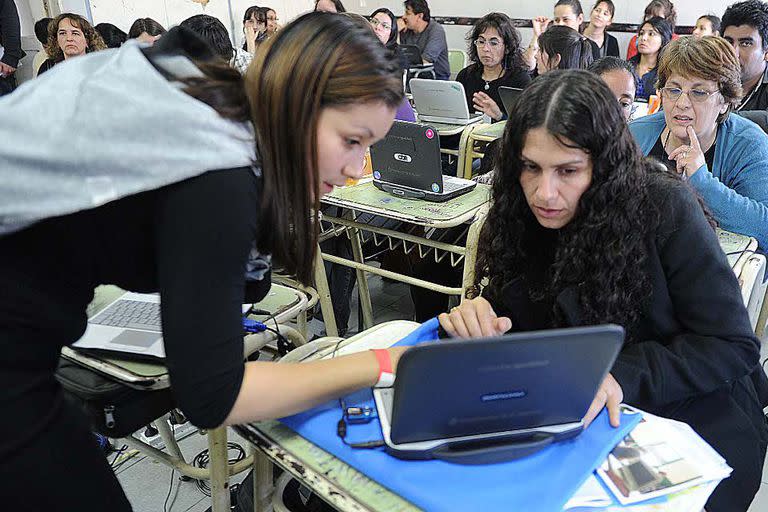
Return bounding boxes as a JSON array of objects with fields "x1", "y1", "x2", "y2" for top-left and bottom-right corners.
[{"x1": 686, "y1": 126, "x2": 701, "y2": 150}]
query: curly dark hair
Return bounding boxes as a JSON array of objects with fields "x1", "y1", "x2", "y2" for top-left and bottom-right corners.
[
  {"x1": 721, "y1": 0, "x2": 768, "y2": 50},
  {"x1": 45, "y1": 13, "x2": 107, "y2": 64},
  {"x1": 466, "y1": 12, "x2": 526, "y2": 72},
  {"x1": 472, "y1": 69, "x2": 661, "y2": 329}
]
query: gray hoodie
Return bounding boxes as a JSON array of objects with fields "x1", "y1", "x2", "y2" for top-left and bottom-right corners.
[{"x1": 0, "y1": 38, "x2": 256, "y2": 236}]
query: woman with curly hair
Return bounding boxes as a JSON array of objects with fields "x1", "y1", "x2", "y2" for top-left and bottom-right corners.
[
  {"x1": 439, "y1": 69, "x2": 767, "y2": 511},
  {"x1": 38, "y1": 13, "x2": 106, "y2": 75},
  {"x1": 456, "y1": 12, "x2": 531, "y2": 122}
]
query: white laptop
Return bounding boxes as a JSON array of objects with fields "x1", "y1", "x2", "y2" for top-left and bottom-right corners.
[
  {"x1": 410, "y1": 78, "x2": 484, "y2": 126},
  {"x1": 73, "y1": 291, "x2": 251, "y2": 361}
]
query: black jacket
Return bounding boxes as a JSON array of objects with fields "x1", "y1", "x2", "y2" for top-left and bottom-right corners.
[
  {"x1": 0, "y1": 0, "x2": 24, "y2": 68},
  {"x1": 486, "y1": 182, "x2": 767, "y2": 511}
]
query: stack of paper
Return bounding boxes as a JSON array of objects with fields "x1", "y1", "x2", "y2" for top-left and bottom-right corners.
[{"x1": 564, "y1": 407, "x2": 732, "y2": 511}]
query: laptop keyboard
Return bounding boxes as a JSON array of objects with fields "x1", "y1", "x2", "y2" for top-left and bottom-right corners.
[
  {"x1": 378, "y1": 387, "x2": 395, "y2": 422},
  {"x1": 90, "y1": 300, "x2": 162, "y2": 331},
  {"x1": 443, "y1": 177, "x2": 471, "y2": 192}
]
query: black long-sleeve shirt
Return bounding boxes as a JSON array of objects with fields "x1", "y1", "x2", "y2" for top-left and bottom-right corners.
[
  {"x1": 0, "y1": 168, "x2": 267, "y2": 447},
  {"x1": 0, "y1": 0, "x2": 24, "y2": 68}
]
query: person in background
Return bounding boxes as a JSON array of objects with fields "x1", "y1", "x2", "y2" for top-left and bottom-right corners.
[
  {"x1": 370, "y1": 7, "x2": 398, "y2": 51},
  {"x1": 626, "y1": 0, "x2": 677, "y2": 60},
  {"x1": 628, "y1": 17, "x2": 672, "y2": 100},
  {"x1": 589, "y1": 56, "x2": 637, "y2": 120},
  {"x1": 536, "y1": 25, "x2": 594, "y2": 74},
  {"x1": 128, "y1": 17, "x2": 166, "y2": 45},
  {"x1": 314, "y1": 0, "x2": 346, "y2": 13},
  {"x1": 181, "y1": 14, "x2": 252, "y2": 75},
  {"x1": 95, "y1": 22, "x2": 127, "y2": 49},
  {"x1": 0, "y1": 12, "x2": 406, "y2": 509},
  {"x1": 630, "y1": 36, "x2": 768, "y2": 251},
  {"x1": 440, "y1": 68, "x2": 767, "y2": 512},
  {"x1": 399, "y1": 0, "x2": 450, "y2": 80},
  {"x1": 524, "y1": 0, "x2": 600, "y2": 70},
  {"x1": 456, "y1": 12, "x2": 531, "y2": 122},
  {"x1": 32, "y1": 18, "x2": 52, "y2": 78},
  {"x1": 583, "y1": 0, "x2": 619, "y2": 57},
  {"x1": 38, "y1": 13, "x2": 106, "y2": 75},
  {"x1": 242, "y1": 5, "x2": 267, "y2": 55},
  {"x1": 0, "y1": 0, "x2": 25, "y2": 96},
  {"x1": 721, "y1": 0, "x2": 768, "y2": 111},
  {"x1": 262, "y1": 7, "x2": 280, "y2": 39},
  {"x1": 693, "y1": 14, "x2": 720, "y2": 38}
]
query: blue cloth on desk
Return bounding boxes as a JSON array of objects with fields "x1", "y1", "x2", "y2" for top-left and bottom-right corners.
[{"x1": 280, "y1": 318, "x2": 642, "y2": 511}]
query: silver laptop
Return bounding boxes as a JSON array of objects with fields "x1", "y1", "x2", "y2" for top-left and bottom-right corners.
[
  {"x1": 410, "y1": 78, "x2": 484, "y2": 126},
  {"x1": 73, "y1": 292, "x2": 251, "y2": 361},
  {"x1": 372, "y1": 325, "x2": 624, "y2": 464}
]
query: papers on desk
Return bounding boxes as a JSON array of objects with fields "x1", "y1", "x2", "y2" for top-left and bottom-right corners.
[{"x1": 563, "y1": 407, "x2": 731, "y2": 511}]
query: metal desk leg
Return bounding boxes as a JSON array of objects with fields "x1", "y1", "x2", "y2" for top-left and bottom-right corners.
[
  {"x1": 461, "y1": 207, "x2": 488, "y2": 295},
  {"x1": 208, "y1": 427, "x2": 231, "y2": 512},
  {"x1": 313, "y1": 245, "x2": 339, "y2": 337},
  {"x1": 155, "y1": 414, "x2": 186, "y2": 463},
  {"x1": 349, "y1": 225, "x2": 374, "y2": 330},
  {"x1": 253, "y1": 450, "x2": 274, "y2": 512}
]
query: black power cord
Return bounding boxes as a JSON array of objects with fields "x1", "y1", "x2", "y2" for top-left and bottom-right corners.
[{"x1": 191, "y1": 442, "x2": 247, "y2": 497}]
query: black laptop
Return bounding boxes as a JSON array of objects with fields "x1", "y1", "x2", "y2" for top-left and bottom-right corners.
[
  {"x1": 399, "y1": 44, "x2": 426, "y2": 67},
  {"x1": 499, "y1": 86, "x2": 524, "y2": 117},
  {"x1": 372, "y1": 324, "x2": 624, "y2": 464},
  {"x1": 371, "y1": 121, "x2": 476, "y2": 202}
]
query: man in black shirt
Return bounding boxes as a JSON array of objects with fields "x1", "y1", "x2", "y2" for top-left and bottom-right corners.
[
  {"x1": 722, "y1": 0, "x2": 768, "y2": 111},
  {"x1": 0, "y1": 0, "x2": 24, "y2": 95}
]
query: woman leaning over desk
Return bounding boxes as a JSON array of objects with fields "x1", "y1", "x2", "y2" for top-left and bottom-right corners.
[
  {"x1": 439, "y1": 69, "x2": 768, "y2": 512},
  {"x1": 629, "y1": 36, "x2": 768, "y2": 250},
  {"x1": 0, "y1": 12, "x2": 408, "y2": 510}
]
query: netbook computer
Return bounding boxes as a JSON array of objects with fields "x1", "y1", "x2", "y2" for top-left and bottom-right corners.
[
  {"x1": 371, "y1": 120, "x2": 476, "y2": 202},
  {"x1": 410, "y1": 78, "x2": 483, "y2": 125},
  {"x1": 372, "y1": 324, "x2": 624, "y2": 464},
  {"x1": 72, "y1": 292, "x2": 251, "y2": 361},
  {"x1": 499, "y1": 86, "x2": 524, "y2": 118}
]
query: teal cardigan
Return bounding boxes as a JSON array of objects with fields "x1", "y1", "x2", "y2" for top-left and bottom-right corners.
[{"x1": 630, "y1": 112, "x2": 768, "y2": 249}]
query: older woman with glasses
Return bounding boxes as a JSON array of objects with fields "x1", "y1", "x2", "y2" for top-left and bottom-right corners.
[
  {"x1": 456, "y1": 12, "x2": 531, "y2": 122},
  {"x1": 630, "y1": 36, "x2": 768, "y2": 250}
]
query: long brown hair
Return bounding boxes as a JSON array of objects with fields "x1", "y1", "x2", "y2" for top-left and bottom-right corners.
[
  {"x1": 247, "y1": 12, "x2": 401, "y2": 283},
  {"x1": 45, "y1": 13, "x2": 107, "y2": 63}
]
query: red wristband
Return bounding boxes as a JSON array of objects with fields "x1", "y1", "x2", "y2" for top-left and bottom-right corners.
[{"x1": 371, "y1": 349, "x2": 395, "y2": 388}]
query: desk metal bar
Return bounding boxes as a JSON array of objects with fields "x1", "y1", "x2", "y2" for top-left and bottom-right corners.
[
  {"x1": 322, "y1": 215, "x2": 467, "y2": 258},
  {"x1": 346, "y1": 211, "x2": 375, "y2": 330},
  {"x1": 313, "y1": 246, "x2": 339, "y2": 337},
  {"x1": 322, "y1": 253, "x2": 463, "y2": 296},
  {"x1": 209, "y1": 427, "x2": 231, "y2": 512}
]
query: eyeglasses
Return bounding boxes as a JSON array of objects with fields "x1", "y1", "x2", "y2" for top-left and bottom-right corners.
[
  {"x1": 660, "y1": 86, "x2": 720, "y2": 103},
  {"x1": 369, "y1": 18, "x2": 392, "y2": 31},
  {"x1": 474, "y1": 38, "x2": 503, "y2": 48},
  {"x1": 267, "y1": 15, "x2": 278, "y2": 21}
]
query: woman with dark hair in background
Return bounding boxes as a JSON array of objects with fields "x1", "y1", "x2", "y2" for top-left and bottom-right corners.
[
  {"x1": 370, "y1": 7, "x2": 398, "y2": 50},
  {"x1": 693, "y1": 14, "x2": 720, "y2": 38},
  {"x1": 315, "y1": 0, "x2": 346, "y2": 13},
  {"x1": 127, "y1": 17, "x2": 166, "y2": 45},
  {"x1": 0, "y1": 12, "x2": 406, "y2": 509},
  {"x1": 525, "y1": 0, "x2": 599, "y2": 69},
  {"x1": 456, "y1": 12, "x2": 531, "y2": 122},
  {"x1": 626, "y1": 0, "x2": 677, "y2": 60},
  {"x1": 38, "y1": 13, "x2": 106, "y2": 75},
  {"x1": 95, "y1": 22, "x2": 127, "y2": 49},
  {"x1": 439, "y1": 69, "x2": 767, "y2": 512},
  {"x1": 629, "y1": 16, "x2": 672, "y2": 100},
  {"x1": 32, "y1": 17, "x2": 52, "y2": 77},
  {"x1": 582, "y1": 0, "x2": 619, "y2": 57},
  {"x1": 242, "y1": 5, "x2": 267, "y2": 54},
  {"x1": 263, "y1": 7, "x2": 280, "y2": 37},
  {"x1": 536, "y1": 25, "x2": 594, "y2": 74}
]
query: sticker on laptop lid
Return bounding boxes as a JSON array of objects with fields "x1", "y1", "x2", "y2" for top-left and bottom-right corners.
[
  {"x1": 431, "y1": 183, "x2": 440, "y2": 192},
  {"x1": 425, "y1": 128, "x2": 435, "y2": 139},
  {"x1": 373, "y1": 170, "x2": 381, "y2": 180}
]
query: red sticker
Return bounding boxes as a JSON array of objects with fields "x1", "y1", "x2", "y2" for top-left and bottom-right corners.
[{"x1": 425, "y1": 128, "x2": 435, "y2": 139}]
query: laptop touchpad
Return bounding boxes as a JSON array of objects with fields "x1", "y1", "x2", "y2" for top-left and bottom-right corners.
[{"x1": 109, "y1": 330, "x2": 161, "y2": 350}]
